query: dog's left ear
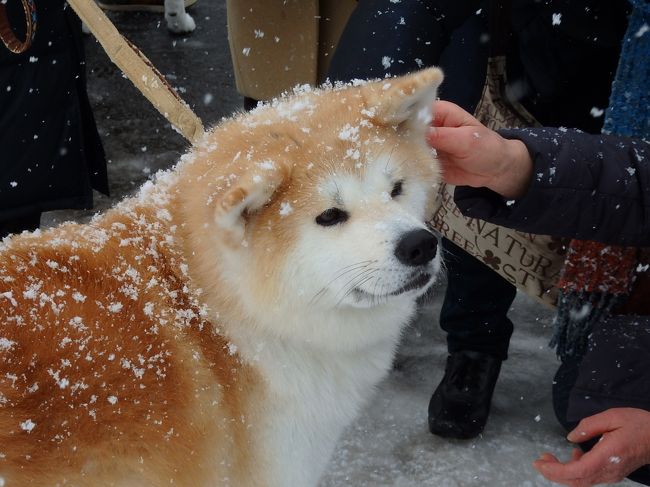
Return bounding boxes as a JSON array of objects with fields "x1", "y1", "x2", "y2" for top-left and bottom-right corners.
[
  {"x1": 362, "y1": 67, "x2": 444, "y2": 129},
  {"x1": 214, "y1": 160, "x2": 291, "y2": 244}
]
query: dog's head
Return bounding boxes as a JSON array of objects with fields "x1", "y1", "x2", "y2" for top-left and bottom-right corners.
[{"x1": 180, "y1": 68, "x2": 443, "y2": 345}]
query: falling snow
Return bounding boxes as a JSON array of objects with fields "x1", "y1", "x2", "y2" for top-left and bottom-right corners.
[
  {"x1": 635, "y1": 23, "x2": 649, "y2": 38},
  {"x1": 7, "y1": 8, "x2": 641, "y2": 485},
  {"x1": 590, "y1": 107, "x2": 604, "y2": 118}
]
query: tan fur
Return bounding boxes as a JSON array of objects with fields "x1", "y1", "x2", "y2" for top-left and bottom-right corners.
[
  {"x1": 0, "y1": 208, "x2": 264, "y2": 486},
  {"x1": 0, "y1": 68, "x2": 443, "y2": 486}
]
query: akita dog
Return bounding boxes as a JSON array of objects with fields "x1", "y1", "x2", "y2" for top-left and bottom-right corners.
[{"x1": 0, "y1": 68, "x2": 443, "y2": 487}]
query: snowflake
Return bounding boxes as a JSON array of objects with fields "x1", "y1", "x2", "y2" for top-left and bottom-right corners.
[
  {"x1": 20, "y1": 419, "x2": 36, "y2": 432},
  {"x1": 279, "y1": 201, "x2": 294, "y2": 217}
]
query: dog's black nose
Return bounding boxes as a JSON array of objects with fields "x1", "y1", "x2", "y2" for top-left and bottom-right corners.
[{"x1": 394, "y1": 229, "x2": 438, "y2": 266}]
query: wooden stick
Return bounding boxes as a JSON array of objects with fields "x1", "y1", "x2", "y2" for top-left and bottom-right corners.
[{"x1": 67, "y1": 0, "x2": 205, "y2": 144}]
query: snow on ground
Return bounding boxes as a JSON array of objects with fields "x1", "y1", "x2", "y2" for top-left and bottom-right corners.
[{"x1": 321, "y1": 285, "x2": 635, "y2": 486}]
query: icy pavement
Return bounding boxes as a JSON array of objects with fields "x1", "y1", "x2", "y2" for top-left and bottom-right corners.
[
  {"x1": 42, "y1": 2, "x2": 636, "y2": 486},
  {"x1": 321, "y1": 287, "x2": 636, "y2": 486}
]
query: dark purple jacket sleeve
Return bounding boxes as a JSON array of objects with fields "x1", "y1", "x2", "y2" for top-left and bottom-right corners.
[{"x1": 454, "y1": 128, "x2": 650, "y2": 246}]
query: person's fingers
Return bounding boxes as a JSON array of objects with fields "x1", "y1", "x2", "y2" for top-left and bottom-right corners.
[
  {"x1": 534, "y1": 459, "x2": 584, "y2": 485},
  {"x1": 533, "y1": 457, "x2": 577, "y2": 485},
  {"x1": 571, "y1": 448, "x2": 584, "y2": 462},
  {"x1": 568, "y1": 410, "x2": 621, "y2": 443},
  {"x1": 533, "y1": 452, "x2": 561, "y2": 477},
  {"x1": 533, "y1": 452, "x2": 560, "y2": 475},
  {"x1": 438, "y1": 161, "x2": 468, "y2": 186},
  {"x1": 534, "y1": 452, "x2": 560, "y2": 464},
  {"x1": 431, "y1": 100, "x2": 480, "y2": 128},
  {"x1": 533, "y1": 446, "x2": 631, "y2": 487},
  {"x1": 532, "y1": 454, "x2": 595, "y2": 487},
  {"x1": 535, "y1": 446, "x2": 611, "y2": 484},
  {"x1": 426, "y1": 126, "x2": 473, "y2": 157}
]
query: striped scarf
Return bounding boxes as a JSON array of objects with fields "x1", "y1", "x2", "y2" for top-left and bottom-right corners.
[{"x1": 551, "y1": 0, "x2": 650, "y2": 361}]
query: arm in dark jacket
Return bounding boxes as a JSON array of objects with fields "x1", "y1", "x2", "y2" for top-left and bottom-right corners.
[{"x1": 454, "y1": 128, "x2": 650, "y2": 246}]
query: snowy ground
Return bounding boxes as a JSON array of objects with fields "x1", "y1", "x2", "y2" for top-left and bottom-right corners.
[
  {"x1": 320, "y1": 287, "x2": 634, "y2": 487},
  {"x1": 42, "y1": 3, "x2": 635, "y2": 486}
]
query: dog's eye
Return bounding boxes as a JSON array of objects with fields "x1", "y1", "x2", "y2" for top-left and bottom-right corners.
[
  {"x1": 391, "y1": 180, "x2": 404, "y2": 198},
  {"x1": 315, "y1": 208, "x2": 349, "y2": 227}
]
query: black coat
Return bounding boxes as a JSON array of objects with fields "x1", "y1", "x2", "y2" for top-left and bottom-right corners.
[
  {"x1": 455, "y1": 128, "x2": 650, "y2": 247},
  {"x1": 455, "y1": 128, "x2": 650, "y2": 484},
  {"x1": 556, "y1": 315, "x2": 650, "y2": 485},
  {"x1": 507, "y1": 0, "x2": 629, "y2": 133},
  {"x1": 329, "y1": 0, "x2": 628, "y2": 133},
  {"x1": 0, "y1": 1, "x2": 108, "y2": 223}
]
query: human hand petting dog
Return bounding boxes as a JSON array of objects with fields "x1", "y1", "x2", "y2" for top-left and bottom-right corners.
[
  {"x1": 426, "y1": 100, "x2": 532, "y2": 199},
  {"x1": 532, "y1": 408, "x2": 650, "y2": 487},
  {"x1": 426, "y1": 101, "x2": 650, "y2": 486}
]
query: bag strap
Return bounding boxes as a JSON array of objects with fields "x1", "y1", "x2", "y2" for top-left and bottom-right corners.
[{"x1": 66, "y1": 0, "x2": 205, "y2": 144}]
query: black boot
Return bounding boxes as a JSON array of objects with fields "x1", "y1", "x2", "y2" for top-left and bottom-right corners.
[{"x1": 428, "y1": 351, "x2": 502, "y2": 439}]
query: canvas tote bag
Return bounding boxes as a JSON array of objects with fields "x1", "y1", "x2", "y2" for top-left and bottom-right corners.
[{"x1": 428, "y1": 3, "x2": 568, "y2": 308}]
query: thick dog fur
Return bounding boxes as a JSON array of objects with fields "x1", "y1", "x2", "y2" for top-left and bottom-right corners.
[{"x1": 0, "y1": 68, "x2": 443, "y2": 487}]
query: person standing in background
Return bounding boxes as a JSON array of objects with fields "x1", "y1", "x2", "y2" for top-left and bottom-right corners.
[
  {"x1": 327, "y1": 0, "x2": 631, "y2": 441},
  {"x1": 427, "y1": 97, "x2": 650, "y2": 486},
  {"x1": 226, "y1": 0, "x2": 357, "y2": 110},
  {"x1": 0, "y1": 0, "x2": 108, "y2": 238}
]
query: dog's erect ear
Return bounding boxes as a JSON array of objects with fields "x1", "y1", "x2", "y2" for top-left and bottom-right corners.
[
  {"x1": 214, "y1": 160, "x2": 291, "y2": 244},
  {"x1": 362, "y1": 67, "x2": 444, "y2": 128}
]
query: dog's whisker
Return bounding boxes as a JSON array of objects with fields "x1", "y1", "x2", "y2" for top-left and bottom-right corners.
[
  {"x1": 334, "y1": 267, "x2": 378, "y2": 299},
  {"x1": 309, "y1": 260, "x2": 378, "y2": 305},
  {"x1": 383, "y1": 145, "x2": 399, "y2": 173},
  {"x1": 374, "y1": 279, "x2": 388, "y2": 306},
  {"x1": 370, "y1": 275, "x2": 384, "y2": 307},
  {"x1": 315, "y1": 266, "x2": 373, "y2": 305},
  {"x1": 335, "y1": 268, "x2": 380, "y2": 307},
  {"x1": 333, "y1": 270, "x2": 375, "y2": 305}
]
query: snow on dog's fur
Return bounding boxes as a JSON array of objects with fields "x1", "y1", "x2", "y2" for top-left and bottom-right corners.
[{"x1": 0, "y1": 68, "x2": 443, "y2": 487}]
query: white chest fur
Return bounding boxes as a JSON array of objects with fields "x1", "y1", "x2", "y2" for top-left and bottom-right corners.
[
  {"x1": 224, "y1": 302, "x2": 415, "y2": 487},
  {"x1": 262, "y1": 341, "x2": 395, "y2": 486}
]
